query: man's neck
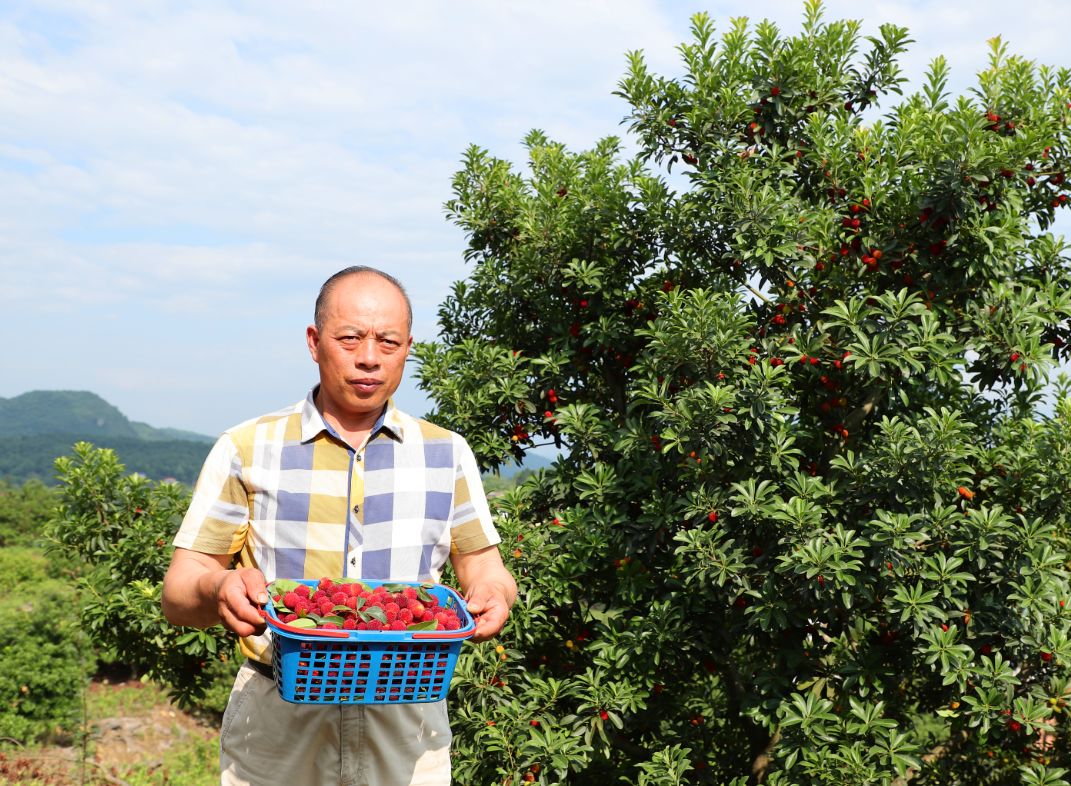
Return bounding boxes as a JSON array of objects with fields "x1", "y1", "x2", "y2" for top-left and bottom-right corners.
[{"x1": 314, "y1": 390, "x2": 384, "y2": 451}]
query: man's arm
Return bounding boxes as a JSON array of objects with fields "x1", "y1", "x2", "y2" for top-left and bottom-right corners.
[
  {"x1": 450, "y1": 545, "x2": 517, "y2": 643},
  {"x1": 161, "y1": 547, "x2": 269, "y2": 637}
]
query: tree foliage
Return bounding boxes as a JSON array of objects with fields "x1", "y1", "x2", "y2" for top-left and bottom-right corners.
[
  {"x1": 0, "y1": 479, "x2": 57, "y2": 548},
  {"x1": 416, "y1": 4, "x2": 1071, "y2": 784},
  {"x1": 0, "y1": 547, "x2": 84, "y2": 742},
  {"x1": 44, "y1": 443, "x2": 237, "y2": 711}
]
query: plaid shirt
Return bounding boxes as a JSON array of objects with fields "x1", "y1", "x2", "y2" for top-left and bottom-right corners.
[{"x1": 173, "y1": 388, "x2": 500, "y2": 661}]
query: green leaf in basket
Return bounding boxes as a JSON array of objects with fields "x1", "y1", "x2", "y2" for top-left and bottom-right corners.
[
  {"x1": 407, "y1": 620, "x2": 438, "y2": 631},
  {"x1": 417, "y1": 586, "x2": 433, "y2": 603},
  {"x1": 268, "y1": 579, "x2": 301, "y2": 596},
  {"x1": 331, "y1": 604, "x2": 352, "y2": 613},
  {"x1": 381, "y1": 582, "x2": 408, "y2": 593},
  {"x1": 285, "y1": 618, "x2": 317, "y2": 629},
  {"x1": 359, "y1": 606, "x2": 387, "y2": 625},
  {"x1": 320, "y1": 615, "x2": 345, "y2": 626}
]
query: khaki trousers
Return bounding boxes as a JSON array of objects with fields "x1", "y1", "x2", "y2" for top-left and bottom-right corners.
[{"x1": 220, "y1": 662, "x2": 452, "y2": 786}]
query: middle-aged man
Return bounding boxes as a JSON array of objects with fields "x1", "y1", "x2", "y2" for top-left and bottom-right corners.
[{"x1": 161, "y1": 266, "x2": 517, "y2": 786}]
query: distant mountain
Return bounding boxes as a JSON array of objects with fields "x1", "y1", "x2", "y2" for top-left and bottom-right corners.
[
  {"x1": 0, "y1": 390, "x2": 214, "y2": 442},
  {"x1": 0, "y1": 390, "x2": 214, "y2": 486},
  {"x1": 491, "y1": 452, "x2": 556, "y2": 479}
]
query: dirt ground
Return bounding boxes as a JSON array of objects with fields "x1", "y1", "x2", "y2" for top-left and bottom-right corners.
[{"x1": 0, "y1": 679, "x2": 218, "y2": 785}]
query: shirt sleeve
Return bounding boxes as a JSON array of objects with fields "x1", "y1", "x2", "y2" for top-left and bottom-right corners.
[
  {"x1": 172, "y1": 432, "x2": 251, "y2": 555},
  {"x1": 449, "y1": 436, "x2": 501, "y2": 553}
]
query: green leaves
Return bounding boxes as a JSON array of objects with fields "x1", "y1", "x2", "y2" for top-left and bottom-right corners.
[
  {"x1": 423, "y1": 4, "x2": 1071, "y2": 785},
  {"x1": 45, "y1": 443, "x2": 234, "y2": 711}
]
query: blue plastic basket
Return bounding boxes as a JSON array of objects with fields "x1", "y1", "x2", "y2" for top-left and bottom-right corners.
[{"x1": 261, "y1": 580, "x2": 474, "y2": 705}]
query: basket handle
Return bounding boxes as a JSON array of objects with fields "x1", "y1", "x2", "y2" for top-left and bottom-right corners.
[{"x1": 259, "y1": 608, "x2": 352, "y2": 638}]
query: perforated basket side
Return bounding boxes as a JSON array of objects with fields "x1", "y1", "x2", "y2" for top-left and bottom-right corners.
[{"x1": 264, "y1": 579, "x2": 472, "y2": 704}]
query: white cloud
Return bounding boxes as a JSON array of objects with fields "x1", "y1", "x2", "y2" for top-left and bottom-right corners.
[{"x1": 1, "y1": 0, "x2": 1069, "y2": 433}]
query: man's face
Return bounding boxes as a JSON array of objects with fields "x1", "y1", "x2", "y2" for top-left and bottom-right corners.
[{"x1": 306, "y1": 273, "x2": 412, "y2": 425}]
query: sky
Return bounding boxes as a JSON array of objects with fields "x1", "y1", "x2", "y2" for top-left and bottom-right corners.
[{"x1": 3, "y1": 1, "x2": 1070, "y2": 438}]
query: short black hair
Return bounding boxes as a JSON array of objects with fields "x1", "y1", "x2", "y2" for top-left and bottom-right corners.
[{"x1": 314, "y1": 266, "x2": 413, "y2": 332}]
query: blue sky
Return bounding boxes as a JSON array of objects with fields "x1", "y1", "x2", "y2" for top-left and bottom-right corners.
[{"x1": 3, "y1": 1, "x2": 1069, "y2": 437}]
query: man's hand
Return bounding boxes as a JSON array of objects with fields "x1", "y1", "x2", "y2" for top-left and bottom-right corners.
[
  {"x1": 464, "y1": 581, "x2": 513, "y2": 642},
  {"x1": 162, "y1": 548, "x2": 268, "y2": 636},
  {"x1": 212, "y1": 566, "x2": 270, "y2": 637},
  {"x1": 450, "y1": 545, "x2": 517, "y2": 643}
]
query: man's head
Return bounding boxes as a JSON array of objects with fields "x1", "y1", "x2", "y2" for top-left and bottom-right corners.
[
  {"x1": 306, "y1": 267, "x2": 413, "y2": 429},
  {"x1": 314, "y1": 266, "x2": 413, "y2": 333}
]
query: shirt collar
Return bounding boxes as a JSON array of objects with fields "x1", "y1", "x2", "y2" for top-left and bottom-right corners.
[{"x1": 300, "y1": 387, "x2": 406, "y2": 445}]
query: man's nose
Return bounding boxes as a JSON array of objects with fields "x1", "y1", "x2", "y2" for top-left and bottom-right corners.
[{"x1": 353, "y1": 338, "x2": 380, "y2": 367}]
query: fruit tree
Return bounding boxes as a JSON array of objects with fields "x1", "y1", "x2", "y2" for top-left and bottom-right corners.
[{"x1": 415, "y1": 4, "x2": 1071, "y2": 785}]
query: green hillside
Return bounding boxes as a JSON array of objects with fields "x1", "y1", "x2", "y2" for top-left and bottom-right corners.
[
  {"x1": 0, "y1": 390, "x2": 136, "y2": 438},
  {"x1": 0, "y1": 434, "x2": 210, "y2": 486},
  {"x1": 0, "y1": 390, "x2": 213, "y2": 442},
  {"x1": 0, "y1": 391, "x2": 214, "y2": 485}
]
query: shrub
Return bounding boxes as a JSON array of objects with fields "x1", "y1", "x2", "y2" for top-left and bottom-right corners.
[
  {"x1": 0, "y1": 548, "x2": 86, "y2": 742},
  {"x1": 0, "y1": 480, "x2": 57, "y2": 550},
  {"x1": 45, "y1": 443, "x2": 237, "y2": 711}
]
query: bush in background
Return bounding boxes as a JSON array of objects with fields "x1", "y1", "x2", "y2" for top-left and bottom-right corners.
[
  {"x1": 45, "y1": 442, "x2": 237, "y2": 712},
  {"x1": 0, "y1": 479, "x2": 57, "y2": 549},
  {"x1": 0, "y1": 547, "x2": 85, "y2": 742}
]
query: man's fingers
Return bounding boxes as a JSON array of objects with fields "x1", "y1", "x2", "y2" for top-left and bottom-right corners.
[
  {"x1": 239, "y1": 569, "x2": 270, "y2": 606},
  {"x1": 217, "y1": 571, "x2": 267, "y2": 636},
  {"x1": 470, "y1": 598, "x2": 508, "y2": 642}
]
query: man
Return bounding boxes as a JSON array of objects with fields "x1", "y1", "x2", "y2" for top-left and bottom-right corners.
[{"x1": 162, "y1": 266, "x2": 516, "y2": 786}]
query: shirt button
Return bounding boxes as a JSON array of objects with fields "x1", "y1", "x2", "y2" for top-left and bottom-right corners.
[
  {"x1": 352, "y1": 504, "x2": 360, "y2": 515},
  {"x1": 350, "y1": 557, "x2": 357, "y2": 567},
  {"x1": 356, "y1": 453, "x2": 363, "y2": 461}
]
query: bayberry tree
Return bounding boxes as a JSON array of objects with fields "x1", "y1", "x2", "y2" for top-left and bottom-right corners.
[
  {"x1": 45, "y1": 442, "x2": 236, "y2": 711},
  {"x1": 417, "y1": 3, "x2": 1071, "y2": 785}
]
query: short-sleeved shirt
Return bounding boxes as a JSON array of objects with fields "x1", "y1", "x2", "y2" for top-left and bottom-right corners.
[{"x1": 173, "y1": 388, "x2": 500, "y2": 662}]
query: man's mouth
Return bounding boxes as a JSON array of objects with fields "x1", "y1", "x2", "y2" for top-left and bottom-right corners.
[{"x1": 349, "y1": 379, "x2": 382, "y2": 393}]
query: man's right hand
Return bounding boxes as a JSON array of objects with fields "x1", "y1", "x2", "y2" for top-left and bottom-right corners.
[
  {"x1": 162, "y1": 548, "x2": 268, "y2": 636},
  {"x1": 212, "y1": 566, "x2": 270, "y2": 637}
]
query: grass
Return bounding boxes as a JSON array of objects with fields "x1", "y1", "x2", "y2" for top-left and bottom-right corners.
[{"x1": 0, "y1": 678, "x2": 219, "y2": 786}]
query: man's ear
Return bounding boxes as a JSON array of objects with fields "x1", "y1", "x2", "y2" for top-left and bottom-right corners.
[{"x1": 306, "y1": 325, "x2": 321, "y2": 363}]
